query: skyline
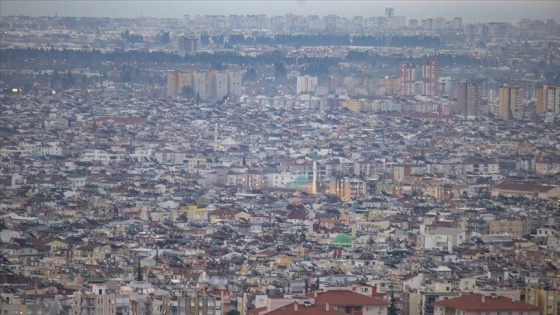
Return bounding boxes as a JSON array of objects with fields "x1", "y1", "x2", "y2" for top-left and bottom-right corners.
[{"x1": 1, "y1": 1, "x2": 559, "y2": 24}]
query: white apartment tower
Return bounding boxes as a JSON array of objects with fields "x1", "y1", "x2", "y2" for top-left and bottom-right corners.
[
  {"x1": 296, "y1": 75, "x2": 318, "y2": 95},
  {"x1": 193, "y1": 71, "x2": 208, "y2": 100}
]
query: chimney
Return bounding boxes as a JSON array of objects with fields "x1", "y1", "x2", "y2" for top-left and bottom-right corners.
[
  {"x1": 295, "y1": 302, "x2": 298, "y2": 311},
  {"x1": 481, "y1": 295, "x2": 485, "y2": 304},
  {"x1": 326, "y1": 303, "x2": 330, "y2": 311},
  {"x1": 372, "y1": 286, "x2": 377, "y2": 295}
]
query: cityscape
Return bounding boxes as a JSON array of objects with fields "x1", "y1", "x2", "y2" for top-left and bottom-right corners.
[{"x1": 1, "y1": 3, "x2": 560, "y2": 315}]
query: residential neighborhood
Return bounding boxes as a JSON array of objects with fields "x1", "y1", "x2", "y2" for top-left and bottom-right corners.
[{"x1": 1, "y1": 7, "x2": 560, "y2": 315}]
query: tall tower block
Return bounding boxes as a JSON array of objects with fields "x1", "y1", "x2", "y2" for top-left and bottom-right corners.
[
  {"x1": 308, "y1": 205, "x2": 315, "y2": 237},
  {"x1": 312, "y1": 154, "x2": 317, "y2": 194}
]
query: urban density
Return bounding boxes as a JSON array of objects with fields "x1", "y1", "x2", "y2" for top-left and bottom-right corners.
[{"x1": 1, "y1": 6, "x2": 560, "y2": 315}]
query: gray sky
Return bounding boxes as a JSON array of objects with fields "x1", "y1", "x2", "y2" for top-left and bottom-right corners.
[{"x1": 1, "y1": 1, "x2": 558, "y2": 23}]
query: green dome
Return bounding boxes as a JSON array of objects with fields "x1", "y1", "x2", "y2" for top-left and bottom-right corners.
[{"x1": 332, "y1": 233, "x2": 352, "y2": 246}]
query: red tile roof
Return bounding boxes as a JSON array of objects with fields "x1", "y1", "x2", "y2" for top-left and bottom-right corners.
[
  {"x1": 306, "y1": 290, "x2": 387, "y2": 306},
  {"x1": 247, "y1": 306, "x2": 267, "y2": 315},
  {"x1": 264, "y1": 303, "x2": 346, "y2": 315},
  {"x1": 433, "y1": 294, "x2": 539, "y2": 311},
  {"x1": 493, "y1": 181, "x2": 557, "y2": 193}
]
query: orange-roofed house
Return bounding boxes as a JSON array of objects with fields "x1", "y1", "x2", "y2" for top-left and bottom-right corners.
[
  {"x1": 306, "y1": 290, "x2": 388, "y2": 315},
  {"x1": 264, "y1": 302, "x2": 347, "y2": 315},
  {"x1": 433, "y1": 293, "x2": 539, "y2": 315},
  {"x1": 491, "y1": 181, "x2": 560, "y2": 199}
]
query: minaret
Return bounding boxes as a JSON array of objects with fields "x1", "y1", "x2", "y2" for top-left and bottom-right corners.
[
  {"x1": 308, "y1": 207, "x2": 315, "y2": 237},
  {"x1": 312, "y1": 153, "x2": 317, "y2": 194},
  {"x1": 214, "y1": 125, "x2": 218, "y2": 150},
  {"x1": 350, "y1": 211, "x2": 357, "y2": 247}
]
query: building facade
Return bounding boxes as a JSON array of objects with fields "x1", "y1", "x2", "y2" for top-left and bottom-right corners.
[
  {"x1": 456, "y1": 81, "x2": 481, "y2": 116},
  {"x1": 399, "y1": 62, "x2": 416, "y2": 96},
  {"x1": 536, "y1": 84, "x2": 559, "y2": 116},
  {"x1": 498, "y1": 83, "x2": 523, "y2": 120},
  {"x1": 296, "y1": 75, "x2": 319, "y2": 95},
  {"x1": 421, "y1": 59, "x2": 439, "y2": 97}
]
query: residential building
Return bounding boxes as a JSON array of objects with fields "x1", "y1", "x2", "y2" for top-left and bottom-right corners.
[
  {"x1": 399, "y1": 62, "x2": 416, "y2": 96},
  {"x1": 421, "y1": 59, "x2": 439, "y2": 97},
  {"x1": 71, "y1": 285, "x2": 130, "y2": 315},
  {"x1": 488, "y1": 219, "x2": 526, "y2": 237},
  {"x1": 498, "y1": 83, "x2": 523, "y2": 120},
  {"x1": 167, "y1": 70, "x2": 193, "y2": 98},
  {"x1": 421, "y1": 228, "x2": 468, "y2": 253},
  {"x1": 433, "y1": 293, "x2": 539, "y2": 315},
  {"x1": 193, "y1": 71, "x2": 208, "y2": 100},
  {"x1": 491, "y1": 181, "x2": 560, "y2": 199},
  {"x1": 307, "y1": 290, "x2": 388, "y2": 315},
  {"x1": 456, "y1": 81, "x2": 481, "y2": 116},
  {"x1": 227, "y1": 69, "x2": 243, "y2": 97},
  {"x1": 521, "y1": 285, "x2": 560, "y2": 315},
  {"x1": 209, "y1": 70, "x2": 229, "y2": 100},
  {"x1": 178, "y1": 35, "x2": 200, "y2": 54},
  {"x1": 536, "y1": 84, "x2": 559, "y2": 116},
  {"x1": 297, "y1": 75, "x2": 319, "y2": 95},
  {"x1": 329, "y1": 177, "x2": 367, "y2": 201}
]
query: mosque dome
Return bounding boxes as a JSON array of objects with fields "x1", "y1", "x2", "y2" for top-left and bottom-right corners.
[{"x1": 332, "y1": 233, "x2": 352, "y2": 247}]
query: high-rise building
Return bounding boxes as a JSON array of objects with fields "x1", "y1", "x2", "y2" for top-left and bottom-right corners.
[
  {"x1": 378, "y1": 76, "x2": 400, "y2": 95},
  {"x1": 192, "y1": 71, "x2": 208, "y2": 100},
  {"x1": 439, "y1": 77, "x2": 456, "y2": 98},
  {"x1": 452, "y1": 17, "x2": 463, "y2": 30},
  {"x1": 399, "y1": 62, "x2": 416, "y2": 96},
  {"x1": 498, "y1": 83, "x2": 523, "y2": 120},
  {"x1": 536, "y1": 84, "x2": 559, "y2": 115},
  {"x1": 385, "y1": 8, "x2": 394, "y2": 21},
  {"x1": 168, "y1": 69, "x2": 243, "y2": 100},
  {"x1": 178, "y1": 35, "x2": 200, "y2": 54},
  {"x1": 296, "y1": 75, "x2": 318, "y2": 95},
  {"x1": 456, "y1": 81, "x2": 481, "y2": 116},
  {"x1": 167, "y1": 70, "x2": 193, "y2": 98},
  {"x1": 72, "y1": 285, "x2": 130, "y2": 315},
  {"x1": 518, "y1": 80, "x2": 535, "y2": 100},
  {"x1": 421, "y1": 59, "x2": 439, "y2": 97},
  {"x1": 209, "y1": 70, "x2": 228, "y2": 100},
  {"x1": 227, "y1": 69, "x2": 243, "y2": 97},
  {"x1": 385, "y1": 7, "x2": 394, "y2": 28}
]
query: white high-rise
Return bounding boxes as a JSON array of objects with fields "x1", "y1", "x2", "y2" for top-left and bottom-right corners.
[
  {"x1": 193, "y1": 71, "x2": 208, "y2": 100},
  {"x1": 296, "y1": 75, "x2": 318, "y2": 95}
]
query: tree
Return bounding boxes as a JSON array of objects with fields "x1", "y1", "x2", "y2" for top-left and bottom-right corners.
[
  {"x1": 388, "y1": 288, "x2": 398, "y2": 315},
  {"x1": 160, "y1": 32, "x2": 171, "y2": 45},
  {"x1": 225, "y1": 310, "x2": 240, "y2": 315},
  {"x1": 181, "y1": 86, "x2": 194, "y2": 99},
  {"x1": 136, "y1": 260, "x2": 143, "y2": 282}
]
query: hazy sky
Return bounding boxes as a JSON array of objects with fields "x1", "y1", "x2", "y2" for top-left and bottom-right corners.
[{"x1": 1, "y1": 1, "x2": 558, "y2": 23}]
